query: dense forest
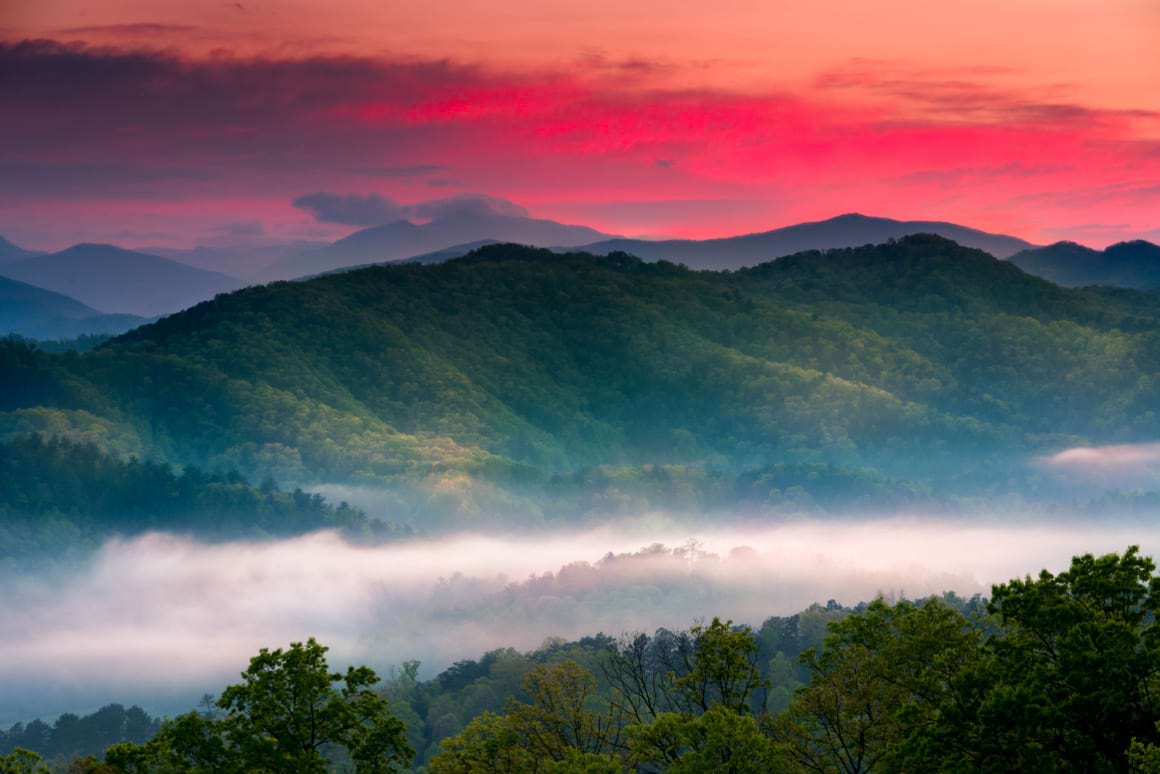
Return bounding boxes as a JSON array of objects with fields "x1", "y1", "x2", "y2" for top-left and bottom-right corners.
[
  {"x1": 5, "y1": 547, "x2": 1160, "y2": 773},
  {"x1": 4, "y1": 236, "x2": 1160, "y2": 531},
  {"x1": 0, "y1": 435, "x2": 404, "y2": 561}
]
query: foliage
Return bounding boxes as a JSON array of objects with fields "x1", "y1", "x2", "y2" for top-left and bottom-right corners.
[
  {"x1": 0, "y1": 749, "x2": 49, "y2": 774},
  {"x1": 6, "y1": 237, "x2": 1160, "y2": 511},
  {"x1": 0, "y1": 434, "x2": 403, "y2": 560},
  {"x1": 0, "y1": 706, "x2": 158, "y2": 764},
  {"x1": 103, "y1": 639, "x2": 412, "y2": 773}
]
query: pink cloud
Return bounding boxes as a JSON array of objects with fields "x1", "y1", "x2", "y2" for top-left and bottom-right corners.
[{"x1": 0, "y1": 38, "x2": 1157, "y2": 249}]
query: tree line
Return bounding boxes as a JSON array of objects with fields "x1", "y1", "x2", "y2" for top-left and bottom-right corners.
[{"x1": 0, "y1": 434, "x2": 407, "y2": 562}]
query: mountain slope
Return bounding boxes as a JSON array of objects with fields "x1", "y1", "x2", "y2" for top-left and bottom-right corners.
[
  {"x1": 0, "y1": 235, "x2": 39, "y2": 263},
  {"x1": 1008, "y1": 240, "x2": 1160, "y2": 289},
  {"x1": 313, "y1": 240, "x2": 500, "y2": 278},
  {"x1": 146, "y1": 241, "x2": 331, "y2": 278},
  {"x1": 260, "y1": 214, "x2": 613, "y2": 280},
  {"x1": 6, "y1": 235, "x2": 1160, "y2": 510},
  {"x1": 574, "y1": 213, "x2": 1035, "y2": 269},
  {"x1": 0, "y1": 275, "x2": 146, "y2": 339},
  {"x1": 0, "y1": 244, "x2": 244, "y2": 317}
]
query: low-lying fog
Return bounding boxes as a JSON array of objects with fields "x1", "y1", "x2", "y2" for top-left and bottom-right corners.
[{"x1": 5, "y1": 514, "x2": 1160, "y2": 724}]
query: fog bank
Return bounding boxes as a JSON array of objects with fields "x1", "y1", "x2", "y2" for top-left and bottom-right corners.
[{"x1": 4, "y1": 515, "x2": 1160, "y2": 723}]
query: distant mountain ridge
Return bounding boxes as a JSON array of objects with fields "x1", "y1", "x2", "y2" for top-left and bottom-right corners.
[
  {"x1": 0, "y1": 236, "x2": 39, "y2": 263},
  {"x1": 1008, "y1": 240, "x2": 1160, "y2": 289},
  {"x1": 0, "y1": 275, "x2": 146, "y2": 339},
  {"x1": 571, "y1": 213, "x2": 1036, "y2": 270},
  {"x1": 146, "y1": 241, "x2": 330, "y2": 279},
  {"x1": 260, "y1": 213, "x2": 614, "y2": 280},
  {"x1": 0, "y1": 244, "x2": 244, "y2": 317}
]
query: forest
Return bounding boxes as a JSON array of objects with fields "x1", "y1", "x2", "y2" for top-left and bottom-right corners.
[
  {"x1": 4, "y1": 547, "x2": 1160, "y2": 773},
  {"x1": 4, "y1": 236, "x2": 1160, "y2": 537},
  {"x1": 0, "y1": 434, "x2": 405, "y2": 562}
]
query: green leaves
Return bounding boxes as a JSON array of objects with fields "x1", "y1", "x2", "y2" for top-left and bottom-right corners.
[
  {"x1": 105, "y1": 638, "x2": 412, "y2": 774},
  {"x1": 0, "y1": 749, "x2": 49, "y2": 774}
]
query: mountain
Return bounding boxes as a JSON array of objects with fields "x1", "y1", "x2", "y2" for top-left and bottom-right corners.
[
  {"x1": 260, "y1": 213, "x2": 613, "y2": 280},
  {"x1": 0, "y1": 244, "x2": 245, "y2": 317},
  {"x1": 572, "y1": 213, "x2": 1035, "y2": 270},
  {"x1": 0, "y1": 275, "x2": 146, "y2": 339},
  {"x1": 145, "y1": 241, "x2": 330, "y2": 279},
  {"x1": 313, "y1": 240, "x2": 500, "y2": 278},
  {"x1": 6, "y1": 235, "x2": 1160, "y2": 521},
  {"x1": 0, "y1": 235, "x2": 39, "y2": 263},
  {"x1": 1008, "y1": 240, "x2": 1160, "y2": 289},
  {"x1": 396, "y1": 240, "x2": 500, "y2": 265}
]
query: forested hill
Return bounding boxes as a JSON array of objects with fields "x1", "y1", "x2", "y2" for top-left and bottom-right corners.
[{"x1": 4, "y1": 235, "x2": 1160, "y2": 508}]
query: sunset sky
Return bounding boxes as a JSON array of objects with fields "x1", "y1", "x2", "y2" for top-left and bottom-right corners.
[{"x1": 3, "y1": 0, "x2": 1159, "y2": 250}]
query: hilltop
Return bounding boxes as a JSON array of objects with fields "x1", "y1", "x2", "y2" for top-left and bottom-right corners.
[{"x1": 4, "y1": 235, "x2": 1160, "y2": 522}]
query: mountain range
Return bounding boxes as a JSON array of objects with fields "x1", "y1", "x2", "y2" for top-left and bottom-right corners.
[
  {"x1": 0, "y1": 244, "x2": 243, "y2": 318},
  {"x1": 6, "y1": 234, "x2": 1160, "y2": 524},
  {"x1": 0, "y1": 275, "x2": 146, "y2": 339},
  {"x1": 257, "y1": 211, "x2": 614, "y2": 280},
  {"x1": 569, "y1": 213, "x2": 1036, "y2": 270},
  {"x1": 1009, "y1": 240, "x2": 1160, "y2": 289},
  {"x1": 3, "y1": 214, "x2": 1158, "y2": 342}
]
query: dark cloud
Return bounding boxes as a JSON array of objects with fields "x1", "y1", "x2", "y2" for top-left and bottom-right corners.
[
  {"x1": 815, "y1": 59, "x2": 1158, "y2": 125},
  {"x1": 0, "y1": 159, "x2": 215, "y2": 196},
  {"x1": 291, "y1": 192, "x2": 529, "y2": 225},
  {"x1": 343, "y1": 165, "x2": 449, "y2": 177},
  {"x1": 408, "y1": 194, "x2": 528, "y2": 220},
  {"x1": 0, "y1": 38, "x2": 494, "y2": 199},
  {"x1": 890, "y1": 162, "x2": 1072, "y2": 186},
  {"x1": 291, "y1": 192, "x2": 406, "y2": 226},
  {"x1": 56, "y1": 23, "x2": 201, "y2": 36}
]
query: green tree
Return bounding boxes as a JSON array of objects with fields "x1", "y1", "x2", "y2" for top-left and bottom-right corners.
[
  {"x1": 105, "y1": 638, "x2": 412, "y2": 773},
  {"x1": 427, "y1": 711, "x2": 536, "y2": 773},
  {"x1": 774, "y1": 598, "x2": 979, "y2": 774},
  {"x1": 629, "y1": 706, "x2": 788, "y2": 773},
  {"x1": 430, "y1": 662, "x2": 620, "y2": 773},
  {"x1": 959, "y1": 546, "x2": 1160, "y2": 772},
  {"x1": 0, "y1": 749, "x2": 49, "y2": 774},
  {"x1": 672, "y1": 618, "x2": 768, "y2": 715}
]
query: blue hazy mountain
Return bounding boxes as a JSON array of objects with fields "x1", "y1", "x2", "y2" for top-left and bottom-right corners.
[
  {"x1": 1008, "y1": 240, "x2": 1160, "y2": 289},
  {"x1": 0, "y1": 275, "x2": 146, "y2": 338},
  {"x1": 0, "y1": 244, "x2": 244, "y2": 317}
]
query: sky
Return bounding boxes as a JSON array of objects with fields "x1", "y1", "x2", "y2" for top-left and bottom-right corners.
[{"x1": 2, "y1": 0, "x2": 1159, "y2": 250}]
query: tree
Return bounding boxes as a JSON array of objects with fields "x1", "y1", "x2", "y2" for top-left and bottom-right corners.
[
  {"x1": 629, "y1": 706, "x2": 789, "y2": 773},
  {"x1": 0, "y1": 749, "x2": 49, "y2": 774},
  {"x1": 105, "y1": 638, "x2": 412, "y2": 773},
  {"x1": 430, "y1": 662, "x2": 622, "y2": 773},
  {"x1": 672, "y1": 618, "x2": 768, "y2": 715},
  {"x1": 774, "y1": 598, "x2": 979, "y2": 774},
  {"x1": 961, "y1": 546, "x2": 1160, "y2": 772}
]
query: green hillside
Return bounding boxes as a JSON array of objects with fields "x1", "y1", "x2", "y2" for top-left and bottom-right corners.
[{"x1": 4, "y1": 235, "x2": 1160, "y2": 515}]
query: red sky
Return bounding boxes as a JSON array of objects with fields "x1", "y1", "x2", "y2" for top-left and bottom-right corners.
[{"x1": 3, "y1": 0, "x2": 1159, "y2": 250}]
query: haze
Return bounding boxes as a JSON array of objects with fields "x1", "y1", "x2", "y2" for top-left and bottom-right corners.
[{"x1": 4, "y1": 513, "x2": 1159, "y2": 724}]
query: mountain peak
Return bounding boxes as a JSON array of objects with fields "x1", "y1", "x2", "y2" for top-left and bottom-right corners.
[
  {"x1": 1009, "y1": 239, "x2": 1160, "y2": 289},
  {"x1": 0, "y1": 235, "x2": 40, "y2": 263}
]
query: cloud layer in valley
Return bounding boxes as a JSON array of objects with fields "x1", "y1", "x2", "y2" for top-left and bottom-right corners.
[
  {"x1": 1040, "y1": 442, "x2": 1160, "y2": 487},
  {"x1": 5, "y1": 516, "x2": 1160, "y2": 722}
]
